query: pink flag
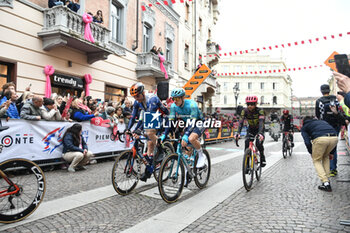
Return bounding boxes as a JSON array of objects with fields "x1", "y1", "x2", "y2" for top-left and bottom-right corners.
[
  {"x1": 158, "y1": 53, "x2": 168, "y2": 79},
  {"x1": 82, "y1": 13, "x2": 95, "y2": 43},
  {"x1": 44, "y1": 65, "x2": 55, "y2": 98}
]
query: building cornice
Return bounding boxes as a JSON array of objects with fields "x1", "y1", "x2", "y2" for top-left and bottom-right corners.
[{"x1": 148, "y1": 0, "x2": 180, "y2": 25}]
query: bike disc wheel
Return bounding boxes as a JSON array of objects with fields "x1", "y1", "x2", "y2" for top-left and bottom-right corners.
[
  {"x1": 242, "y1": 149, "x2": 254, "y2": 191},
  {"x1": 0, "y1": 159, "x2": 46, "y2": 223},
  {"x1": 153, "y1": 142, "x2": 175, "y2": 182},
  {"x1": 112, "y1": 151, "x2": 139, "y2": 195},
  {"x1": 282, "y1": 140, "x2": 287, "y2": 159},
  {"x1": 194, "y1": 149, "x2": 211, "y2": 189},
  {"x1": 255, "y1": 151, "x2": 262, "y2": 181},
  {"x1": 158, "y1": 153, "x2": 184, "y2": 203}
]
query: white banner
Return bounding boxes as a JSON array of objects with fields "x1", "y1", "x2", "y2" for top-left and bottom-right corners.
[{"x1": 0, "y1": 119, "x2": 133, "y2": 162}]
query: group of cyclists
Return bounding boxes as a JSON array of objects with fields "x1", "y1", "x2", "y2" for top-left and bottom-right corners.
[{"x1": 125, "y1": 81, "x2": 294, "y2": 181}]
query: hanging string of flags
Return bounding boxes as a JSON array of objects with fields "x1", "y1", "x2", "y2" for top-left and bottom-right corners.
[
  {"x1": 141, "y1": 0, "x2": 191, "y2": 11},
  {"x1": 216, "y1": 64, "x2": 327, "y2": 77},
  {"x1": 201, "y1": 32, "x2": 350, "y2": 59}
]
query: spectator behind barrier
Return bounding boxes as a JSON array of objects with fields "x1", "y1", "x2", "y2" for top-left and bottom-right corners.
[
  {"x1": 0, "y1": 99, "x2": 11, "y2": 118},
  {"x1": 334, "y1": 72, "x2": 350, "y2": 109},
  {"x1": 1, "y1": 82, "x2": 31, "y2": 107},
  {"x1": 70, "y1": 98, "x2": 98, "y2": 122},
  {"x1": 0, "y1": 90, "x2": 20, "y2": 119},
  {"x1": 20, "y1": 95, "x2": 43, "y2": 120},
  {"x1": 17, "y1": 91, "x2": 34, "y2": 113},
  {"x1": 62, "y1": 123, "x2": 94, "y2": 172},
  {"x1": 123, "y1": 99, "x2": 132, "y2": 113},
  {"x1": 40, "y1": 98, "x2": 62, "y2": 121},
  {"x1": 114, "y1": 107, "x2": 124, "y2": 124},
  {"x1": 105, "y1": 106, "x2": 116, "y2": 128}
]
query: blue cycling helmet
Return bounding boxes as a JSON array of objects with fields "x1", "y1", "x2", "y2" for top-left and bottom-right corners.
[{"x1": 171, "y1": 88, "x2": 186, "y2": 98}]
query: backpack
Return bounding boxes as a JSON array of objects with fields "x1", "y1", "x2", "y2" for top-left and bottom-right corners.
[{"x1": 317, "y1": 95, "x2": 339, "y2": 126}]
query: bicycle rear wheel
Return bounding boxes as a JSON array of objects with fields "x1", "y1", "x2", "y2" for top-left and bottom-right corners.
[
  {"x1": 242, "y1": 149, "x2": 254, "y2": 191},
  {"x1": 112, "y1": 151, "x2": 139, "y2": 195},
  {"x1": 153, "y1": 142, "x2": 175, "y2": 182},
  {"x1": 194, "y1": 149, "x2": 211, "y2": 189},
  {"x1": 255, "y1": 150, "x2": 262, "y2": 181},
  {"x1": 158, "y1": 153, "x2": 185, "y2": 203},
  {"x1": 0, "y1": 158, "x2": 46, "y2": 223}
]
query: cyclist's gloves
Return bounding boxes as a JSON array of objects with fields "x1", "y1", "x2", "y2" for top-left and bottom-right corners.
[
  {"x1": 182, "y1": 134, "x2": 189, "y2": 144},
  {"x1": 159, "y1": 134, "x2": 166, "y2": 142},
  {"x1": 234, "y1": 133, "x2": 240, "y2": 139},
  {"x1": 258, "y1": 134, "x2": 264, "y2": 141}
]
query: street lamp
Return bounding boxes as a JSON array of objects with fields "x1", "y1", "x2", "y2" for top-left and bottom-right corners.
[{"x1": 233, "y1": 84, "x2": 240, "y2": 113}]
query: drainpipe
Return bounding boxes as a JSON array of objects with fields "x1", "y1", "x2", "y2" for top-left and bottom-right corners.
[{"x1": 132, "y1": 0, "x2": 139, "y2": 51}]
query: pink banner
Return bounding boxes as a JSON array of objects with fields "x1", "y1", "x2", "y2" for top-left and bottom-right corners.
[
  {"x1": 84, "y1": 74, "x2": 92, "y2": 96},
  {"x1": 44, "y1": 65, "x2": 55, "y2": 98},
  {"x1": 82, "y1": 13, "x2": 95, "y2": 43},
  {"x1": 158, "y1": 53, "x2": 168, "y2": 79}
]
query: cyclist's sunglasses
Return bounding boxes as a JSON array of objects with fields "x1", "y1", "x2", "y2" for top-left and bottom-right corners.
[
  {"x1": 172, "y1": 97, "x2": 182, "y2": 101},
  {"x1": 246, "y1": 103, "x2": 256, "y2": 106}
]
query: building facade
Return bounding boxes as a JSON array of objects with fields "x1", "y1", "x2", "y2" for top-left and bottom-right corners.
[
  {"x1": 0, "y1": 0, "x2": 180, "y2": 103},
  {"x1": 292, "y1": 96, "x2": 318, "y2": 117},
  {"x1": 171, "y1": 0, "x2": 221, "y2": 113},
  {"x1": 215, "y1": 54, "x2": 292, "y2": 116}
]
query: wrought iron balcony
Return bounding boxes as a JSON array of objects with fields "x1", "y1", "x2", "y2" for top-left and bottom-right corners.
[
  {"x1": 136, "y1": 53, "x2": 174, "y2": 80},
  {"x1": 38, "y1": 6, "x2": 113, "y2": 64}
]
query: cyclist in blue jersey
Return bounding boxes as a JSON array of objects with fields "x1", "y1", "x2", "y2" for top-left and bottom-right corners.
[
  {"x1": 127, "y1": 82, "x2": 169, "y2": 181},
  {"x1": 160, "y1": 88, "x2": 206, "y2": 168}
]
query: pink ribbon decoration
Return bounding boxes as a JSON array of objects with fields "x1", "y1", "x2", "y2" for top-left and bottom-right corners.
[
  {"x1": 158, "y1": 53, "x2": 168, "y2": 79},
  {"x1": 84, "y1": 74, "x2": 92, "y2": 96},
  {"x1": 82, "y1": 13, "x2": 95, "y2": 43},
  {"x1": 44, "y1": 65, "x2": 55, "y2": 98}
]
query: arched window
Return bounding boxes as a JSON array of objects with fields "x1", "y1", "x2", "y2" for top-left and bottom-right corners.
[{"x1": 273, "y1": 96, "x2": 277, "y2": 105}]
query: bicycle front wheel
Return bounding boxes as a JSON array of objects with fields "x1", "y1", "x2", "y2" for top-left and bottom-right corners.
[
  {"x1": 255, "y1": 151, "x2": 262, "y2": 181},
  {"x1": 194, "y1": 149, "x2": 211, "y2": 189},
  {"x1": 282, "y1": 139, "x2": 287, "y2": 159},
  {"x1": 0, "y1": 159, "x2": 46, "y2": 224},
  {"x1": 242, "y1": 149, "x2": 254, "y2": 191},
  {"x1": 158, "y1": 153, "x2": 185, "y2": 203},
  {"x1": 112, "y1": 151, "x2": 139, "y2": 195}
]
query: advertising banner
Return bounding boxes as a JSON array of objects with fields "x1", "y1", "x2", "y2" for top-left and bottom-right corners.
[
  {"x1": 220, "y1": 127, "x2": 232, "y2": 137},
  {"x1": 0, "y1": 119, "x2": 132, "y2": 162}
]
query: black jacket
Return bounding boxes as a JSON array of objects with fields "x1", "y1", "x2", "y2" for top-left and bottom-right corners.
[
  {"x1": 301, "y1": 119, "x2": 337, "y2": 154},
  {"x1": 315, "y1": 95, "x2": 345, "y2": 129}
]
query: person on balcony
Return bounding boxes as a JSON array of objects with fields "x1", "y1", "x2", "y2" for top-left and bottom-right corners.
[
  {"x1": 93, "y1": 10, "x2": 104, "y2": 24},
  {"x1": 150, "y1": 46, "x2": 158, "y2": 55},
  {"x1": 48, "y1": 0, "x2": 64, "y2": 8},
  {"x1": 66, "y1": 0, "x2": 80, "y2": 13},
  {"x1": 157, "y1": 47, "x2": 164, "y2": 55}
]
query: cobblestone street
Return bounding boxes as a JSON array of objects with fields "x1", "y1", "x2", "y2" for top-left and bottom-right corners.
[{"x1": 0, "y1": 134, "x2": 349, "y2": 233}]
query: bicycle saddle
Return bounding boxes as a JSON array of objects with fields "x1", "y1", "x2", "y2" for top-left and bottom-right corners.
[{"x1": 0, "y1": 126, "x2": 9, "y2": 132}]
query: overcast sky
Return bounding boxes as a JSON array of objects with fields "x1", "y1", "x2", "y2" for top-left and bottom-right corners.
[{"x1": 213, "y1": 0, "x2": 350, "y2": 97}]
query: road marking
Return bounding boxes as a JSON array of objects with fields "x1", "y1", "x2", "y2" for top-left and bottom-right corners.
[
  {"x1": 0, "y1": 140, "x2": 287, "y2": 231},
  {"x1": 122, "y1": 147, "x2": 298, "y2": 233}
]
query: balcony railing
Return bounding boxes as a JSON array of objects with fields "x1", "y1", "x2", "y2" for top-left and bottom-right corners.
[
  {"x1": 136, "y1": 53, "x2": 174, "y2": 80},
  {"x1": 206, "y1": 43, "x2": 220, "y2": 67},
  {"x1": 38, "y1": 6, "x2": 113, "y2": 64}
]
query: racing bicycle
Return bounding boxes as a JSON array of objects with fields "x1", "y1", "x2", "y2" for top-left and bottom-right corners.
[
  {"x1": 158, "y1": 135, "x2": 211, "y2": 203},
  {"x1": 282, "y1": 131, "x2": 293, "y2": 158},
  {"x1": 111, "y1": 133, "x2": 174, "y2": 195},
  {"x1": 236, "y1": 133, "x2": 262, "y2": 191},
  {"x1": 0, "y1": 125, "x2": 46, "y2": 223}
]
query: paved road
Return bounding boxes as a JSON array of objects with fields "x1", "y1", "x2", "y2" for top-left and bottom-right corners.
[{"x1": 1, "y1": 133, "x2": 349, "y2": 232}]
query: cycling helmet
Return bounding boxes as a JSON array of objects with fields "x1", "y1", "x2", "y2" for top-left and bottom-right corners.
[
  {"x1": 245, "y1": 95, "x2": 258, "y2": 103},
  {"x1": 171, "y1": 88, "x2": 186, "y2": 98},
  {"x1": 130, "y1": 83, "x2": 144, "y2": 97},
  {"x1": 283, "y1": 110, "x2": 289, "y2": 115}
]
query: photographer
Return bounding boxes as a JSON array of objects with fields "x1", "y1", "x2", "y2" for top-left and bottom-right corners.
[
  {"x1": 315, "y1": 84, "x2": 345, "y2": 177},
  {"x1": 334, "y1": 71, "x2": 350, "y2": 108}
]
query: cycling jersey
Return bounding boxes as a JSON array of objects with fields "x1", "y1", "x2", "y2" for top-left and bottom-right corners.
[
  {"x1": 237, "y1": 107, "x2": 265, "y2": 134},
  {"x1": 165, "y1": 99, "x2": 203, "y2": 136},
  {"x1": 128, "y1": 93, "x2": 169, "y2": 130},
  {"x1": 280, "y1": 114, "x2": 293, "y2": 132}
]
